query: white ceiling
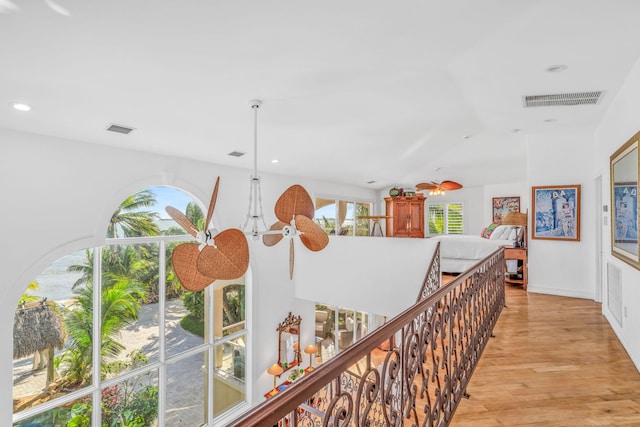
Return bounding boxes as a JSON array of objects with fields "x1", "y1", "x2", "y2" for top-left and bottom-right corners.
[{"x1": 2, "y1": 0, "x2": 640, "y2": 191}]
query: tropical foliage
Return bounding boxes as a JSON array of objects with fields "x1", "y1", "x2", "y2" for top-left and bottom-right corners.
[
  {"x1": 61, "y1": 280, "x2": 143, "y2": 385},
  {"x1": 18, "y1": 280, "x2": 40, "y2": 305},
  {"x1": 182, "y1": 284, "x2": 245, "y2": 337},
  {"x1": 107, "y1": 190, "x2": 160, "y2": 238},
  {"x1": 15, "y1": 188, "x2": 246, "y2": 424}
]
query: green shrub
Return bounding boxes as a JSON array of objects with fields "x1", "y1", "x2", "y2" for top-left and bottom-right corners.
[
  {"x1": 180, "y1": 314, "x2": 204, "y2": 338},
  {"x1": 182, "y1": 290, "x2": 204, "y2": 321}
]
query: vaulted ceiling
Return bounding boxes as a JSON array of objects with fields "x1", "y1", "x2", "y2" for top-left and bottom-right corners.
[{"x1": 2, "y1": 1, "x2": 640, "y2": 190}]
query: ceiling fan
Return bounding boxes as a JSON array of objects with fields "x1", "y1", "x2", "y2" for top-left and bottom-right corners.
[
  {"x1": 263, "y1": 185, "x2": 329, "y2": 279},
  {"x1": 166, "y1": 176, "x2": 249, "y2": 291},
  {"x1": 416, "y1": 180, "x2": 463, "y2": 196}
]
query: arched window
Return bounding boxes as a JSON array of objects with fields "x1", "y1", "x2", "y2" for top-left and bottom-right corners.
[{"x1": 13, "y1": 186, "x2": 249, "y2": 426}]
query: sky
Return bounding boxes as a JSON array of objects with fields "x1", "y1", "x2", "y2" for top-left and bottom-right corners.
[{"x1": 148, "y1": 186, "x2": 195, "y2": 219}]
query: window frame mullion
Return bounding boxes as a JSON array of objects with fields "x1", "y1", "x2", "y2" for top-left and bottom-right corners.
[{"x1": 92, "y1": 246, "x2": 102, "y2": 427}]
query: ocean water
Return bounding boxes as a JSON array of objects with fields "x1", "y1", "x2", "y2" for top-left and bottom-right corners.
[{"x1": 28, "y1": 250, "x2": 88, "y2": 302}]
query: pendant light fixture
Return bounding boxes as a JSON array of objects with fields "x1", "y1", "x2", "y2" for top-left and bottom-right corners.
[{"x1": 241, "y1": 99, "x2": 270, "y2": 238}]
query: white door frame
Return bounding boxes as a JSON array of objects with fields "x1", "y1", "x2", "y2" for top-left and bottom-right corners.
[{"x1": 595, "y1": 175, "x2": 603, "y2": 302}]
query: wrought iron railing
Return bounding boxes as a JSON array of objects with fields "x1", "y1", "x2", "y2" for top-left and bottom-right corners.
[{"x1": 228, "y1": 244, "x2": 505, "y2": 427}]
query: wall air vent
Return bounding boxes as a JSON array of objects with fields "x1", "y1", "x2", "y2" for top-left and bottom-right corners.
[
  {"x1": 228, "y1": 151, "x2": 246, "y2": 157},
  {"x1": 523, "y1": 91, "x2": 604, "y2": 107},
  {"x1": 607, "y1": 262, "x2": 623, "y2": 327},
  {"x1": 106, "y1": 123, "x2": 135, "y2": 134}
]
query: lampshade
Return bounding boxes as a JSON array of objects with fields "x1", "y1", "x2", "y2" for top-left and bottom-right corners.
[
  {"x1": 502, "y1": 212, "x2": 528, "y2": 227},
  {"x1": 267, "y1": 363, "x2": 284, "y2": 376},
  {"x1": 304, "y1": 344, "x2": 317, "y2": 368}
]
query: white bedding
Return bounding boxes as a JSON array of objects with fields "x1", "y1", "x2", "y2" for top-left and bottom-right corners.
[{"x1": 431, "y1": 234, "x2": 514, "y2": 273}]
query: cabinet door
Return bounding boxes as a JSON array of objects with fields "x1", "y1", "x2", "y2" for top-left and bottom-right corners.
[
  {"x1": 407, "y1": 201, "x2": 424, "y2": 237},
  {"x1": 394, "y1": 201, "x2": 411, "y2": 236}
]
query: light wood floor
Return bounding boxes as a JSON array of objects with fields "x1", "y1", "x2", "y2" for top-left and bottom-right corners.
[{"x1": 449, "y1": 283, "x2": 640, "y2": 427}]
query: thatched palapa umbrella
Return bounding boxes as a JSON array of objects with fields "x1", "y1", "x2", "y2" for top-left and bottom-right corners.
[{"x1": 14, "y1": 300, "x2": 67, "y2": 388}]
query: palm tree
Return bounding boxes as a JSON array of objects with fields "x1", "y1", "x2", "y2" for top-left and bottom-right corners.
[
  {"x1": 68, "y1": 249, "x2": 94, "y2": 290},
  {"x1": 62, "y1": 280, "x2": 143, "y2": 385},
  {"x1": 185, "y1": 201, "x2": 204, "y2": 230},
  {"x1": 107, "y1": 190, "x2": 160, "y2": 238}
]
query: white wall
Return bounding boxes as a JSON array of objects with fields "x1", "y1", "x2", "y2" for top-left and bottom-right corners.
[
  {"x1": 295, "y1": 237, "x2": 438, "y2": 317},
  {"x1": 0, "y1": 127, "x2": 381, "y2": 421},
  {"x1": 525, "y1": 132, "x2": 596, "y2": 299},
  {"x1": 594, "y1": 56, "x2": 640, "y2": 371}
]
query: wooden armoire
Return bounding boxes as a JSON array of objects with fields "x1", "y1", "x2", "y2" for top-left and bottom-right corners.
[{"x1": 384, "y1": 195, "x2": 426, "y2": 238}]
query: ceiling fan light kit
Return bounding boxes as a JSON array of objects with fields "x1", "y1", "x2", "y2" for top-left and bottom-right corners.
[{"x1": 415, "y1": 180, "x2": 463, "y2": 196}]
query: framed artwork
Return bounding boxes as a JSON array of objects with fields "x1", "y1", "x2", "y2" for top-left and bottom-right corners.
[
  {"x1": 613, "y1": 183, "x2": 638, "y2": 242},
  {"x1": 492, "y1": 196, "x2": 520, "y2": 223},
  {"x1": 610, "y1": 131, "x2": 639, "y2": 269},
  {"x1": 531, "y1": 185, "x2": 581, "y2": 241}
]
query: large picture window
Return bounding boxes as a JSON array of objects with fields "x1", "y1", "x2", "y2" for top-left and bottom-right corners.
[
  {"x1": 427, "y1": 203, "x2": 464, "y2": 235},
  {"x1": 12, "y1": 187, "x2": 249, "y2": 426},
  {"x1": 314, "y1": 198, "x2": 372, "y2": 236}
]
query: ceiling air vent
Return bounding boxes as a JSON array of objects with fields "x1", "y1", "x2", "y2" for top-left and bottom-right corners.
[
  {"x1": 106, "y1": 123, "x2": 135, "y2": 134},
  {"x1": 523, "y1": 91, "x2": 603, "y2": 108},
  {"x1": 228, "y1": 151, "x2": 246, "y2": 157}
]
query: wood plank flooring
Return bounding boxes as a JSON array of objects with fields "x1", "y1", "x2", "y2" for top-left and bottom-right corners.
[{"x1": 449, "y1": 283, "x2": 640, "y2": 426}]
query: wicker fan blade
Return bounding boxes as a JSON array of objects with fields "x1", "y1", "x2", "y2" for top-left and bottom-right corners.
[
  {"x1": 295, "y1": 215, "x2": 329, "y2": 252},
  {"x1": 415, "y1": 182, "x2": 438, "y2": 191},
  {"x1": 165, "y1": 207, "x2": 198, "y2": 237},
  {"x1": 205, "y1": 176, "x2": 220, "y2": 228},
  {"x1": 274, "y1": 185, "x2": 315, "y2": 223},
  {"x1": 172, "y1": 243, "x2": 215, "y2": 291},
  {"x1": 197, "y1": 229, "x2": 250, "y2": 280},
  {"x1": 439, "y1": 180, "x2": 463, "y2": 190},
  {"x1": 289, "y1": 238, "x2": 294, "y2": 280},
  {"x1": 263, "y1": 221, "x2": 287, "y2": 247}
]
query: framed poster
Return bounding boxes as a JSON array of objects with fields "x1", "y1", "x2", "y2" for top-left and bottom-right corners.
[
  {"x1": 492, "y1": 196, "x2": 520, "y2": 223},
  {"x1": 613, "y1": 183, "x2": 638, "y2": 244},
  {"x1": 531, "y1": 185, "x2": 581, "y2": 241},
  {"x1": 611, "y1": 131, "x2": 639, "y2": 269}
]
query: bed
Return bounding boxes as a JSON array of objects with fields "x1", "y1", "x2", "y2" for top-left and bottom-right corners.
[{"x1": 430, "y1": 225, "x2": 519, "y2": 273}]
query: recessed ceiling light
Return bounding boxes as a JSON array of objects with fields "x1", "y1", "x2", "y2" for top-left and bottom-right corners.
[
  {"x1": 271, "y1": 159, "x2": 279, "y2": 164},
  {"x1": 546, "y1": 65, "x2": 568, "y2": 73},
  {"x1": 11, "y1": 102, "x2": 31, "y2": 111}
]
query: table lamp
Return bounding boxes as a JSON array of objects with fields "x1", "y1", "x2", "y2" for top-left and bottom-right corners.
[
  {"x1": 502, "y1": 212, "x2": 528, "y2": 247},
  {"x1": 267, "y1": 363, "x2": 284, "y2": 391},
  {"x1": 304, "y1": 344, "x2": 317, "y2": 368}
]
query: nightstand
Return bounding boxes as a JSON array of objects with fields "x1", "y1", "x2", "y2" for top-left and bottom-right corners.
[{"x1": 504, "y1": 247, "x2": 527, "y2": 290}]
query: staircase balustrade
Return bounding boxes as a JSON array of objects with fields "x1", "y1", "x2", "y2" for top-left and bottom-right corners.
[{"x1": 229, "y1": 244, "x2": 505, "y2": 427}]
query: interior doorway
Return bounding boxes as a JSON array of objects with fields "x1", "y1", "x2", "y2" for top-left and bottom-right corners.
[{"x1": 595, "y1": 175, "x2": 603, "y2": 302}]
